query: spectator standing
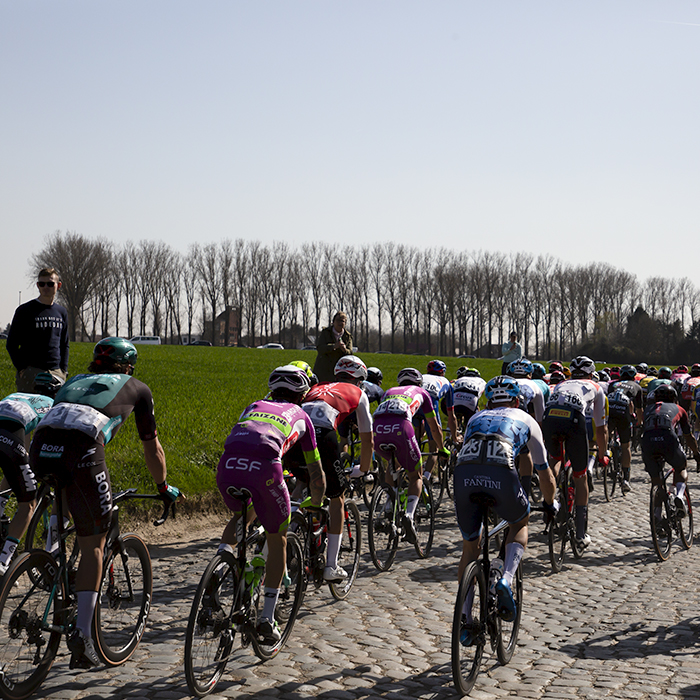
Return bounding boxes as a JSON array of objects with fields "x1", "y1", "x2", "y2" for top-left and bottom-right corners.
[
  {"x1": 500, "y1": 331, "x2": 522, "y2": 375},
  {"x1": 313, "y1": 311, "x2": 353, "y2": 383},
  {"x1": 6, "y1": 268, "x2": 69, "y2": 393}
]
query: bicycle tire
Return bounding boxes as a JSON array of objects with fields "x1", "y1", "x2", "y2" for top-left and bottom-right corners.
[
  {"x1": 650, "y1": 485, "x2": 673, "y2": 561},
  {"x1": 251, "y1": 531, "x2": 305, "y2": 661},
  {"x1": 329, "y1": 500, "x2": 362, "y2": 601},
  {"x1": 548, "y1": 485, "x2": 567, "y2": 573},
  {"x1": 603, "y1": 459, "x2": 615, "y2": 502},
  {"x1": 414, "y1": 485, "x2": 435, "y2": 559},
  {"x1": 496, "y1": 563, "x2": 522, "y2": 665},
  {"x1": 0, "y1": 551, "x2": 63, "y2": 700},
  {"x1": 93, "y1": 533, "x2": 153, "y2": 666},
  {"x1": 568, "y1": 470, "x2": 584, "y2": 560},
  {"x1": 679, "y1": 489, "x2": 694, "y2": 550},
  {"x1": 451, "y1": 560, "x2": 486, "y2": 697},
  {"x1": 367, "y1": 486, "x2": 399, "y2": 572},
  {"x1": 430, "y1": 460, "x2": 447, "y2": 513},
  {"x1": 184, "y1": 550, "x2": 239, "y2": 698}
]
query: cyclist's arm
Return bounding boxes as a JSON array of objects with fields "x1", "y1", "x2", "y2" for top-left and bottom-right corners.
[
  {"x1": 306, "y1": 458, "x2": 326, "y2": 505},
  {"x1": 425, "y1": 412, "x2": 445, "y2": 451},
  {"x1": 143, "y1": 436, "x2": 167, "y2": 484},
  {"x1": 359, "y1": 432, "x2": 373, "y2": 472}
]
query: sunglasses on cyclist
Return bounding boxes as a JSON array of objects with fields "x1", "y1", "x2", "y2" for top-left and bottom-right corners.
[{"x1": 37, "y1": 281, "x2": 56, "y2": 287}]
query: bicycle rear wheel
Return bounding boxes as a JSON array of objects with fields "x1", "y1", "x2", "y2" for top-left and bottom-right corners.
[
  {"x1": 184, "y1": 551, "x2": 238, "y2": 698},
  {"x1": 496, "y1": 563, "x2": 523, "y2": 665},
  {"x1": 414, "y1": 485, "x2": 435, "y2": 559},
  {"x1": 548, "y1": 486, "x2": 567, "y2": 573},
  {"x1": 367, "y1": 486, "x2": 399, "y2": 572},
  {"x1": 93, "y1": 533, "x2": 153, "y2": 665},
  {"x1": 451, "y1": 560, "x2": 486, "y2": 697},
  {"x1": 0, "y1": 551, "x2": 63, "y2": 700},
  {"x1": 603, "y1": 458, "x2": 616, "y2": 502},
  {"x1": 650, "y1": 485, "x2": 673, "y2": 561},
  {"x1": 329, "y1": 500, "x2": 362, "y2": 601},
  {"x1": 679, "y1": 489, "x2": 694, "y2": 550},
  {"x1": 252, "y1": 531, "x2": 305, "y2": 660}
]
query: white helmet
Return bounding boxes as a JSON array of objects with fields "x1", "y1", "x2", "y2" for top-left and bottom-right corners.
[
  {"x1": 268, "y1": 365, "x2": 311, "y2": 394},
  {"x1": 334, "y1": 355, "x2": 368, "y2": 380}
]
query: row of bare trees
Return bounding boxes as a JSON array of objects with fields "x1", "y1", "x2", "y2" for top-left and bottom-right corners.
[{"x1": 30, "y1": 231, "x2": 700, "y2": 360}]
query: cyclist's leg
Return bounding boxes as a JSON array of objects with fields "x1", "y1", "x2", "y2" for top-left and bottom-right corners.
[{"x1": 565, "y1": 417, "x2": 590, "y2": 541}]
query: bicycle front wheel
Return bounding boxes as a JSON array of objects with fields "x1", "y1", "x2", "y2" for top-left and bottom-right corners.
[
  {"x1": 414, "y1": 485, "x2": 435, "y2": 559},
  {"x1": 548, "y1": 485, "x2": 568, "y2": 573},
  {"x1": 329, "y1": 500, "x2": 362, "y2": 601},
  {"x1": 451, "y1": 561, "x2": 486, "y2": 697},
  {"x1": 679, "y1": 489, "x2": 694, "y2": 550},
  {"x1": 0, "y1": 551, "x2": 63, "y2": 700},
  {"x1": 184, "y1": 551, "x2": 238, "y2": 698},
  {"x1": 93, "y1": 533, "x2": 153, "y2": 666},
  {"x1": 368, "y1": 486, "x2": 399, "y2": 572},
  {"x1": 496, "y1": 563, "x2": 523, "y2": 665},
  {"x1": 650, "y1": 485, "x2": 673, "y2": 561}
]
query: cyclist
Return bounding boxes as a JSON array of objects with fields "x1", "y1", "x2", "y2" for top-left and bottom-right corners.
[
  {"x1": 540, "y1": 356, "x2": 608, "y2": 549},
  {"x1": 287, "y1": 355, "x2": 372, "y2": 582},
  {"x1": 217, "y1": 365, "x2": 325, "y2": 644},
  {"x1": 531, "y1": 363, "x2": 551, "y2": 402},
  {"x1": 0, "y1": 390, "x2": 53, "y2": 575},
  {"x1": 373, "y1": 367, "x2": 449, "y2": 544},
  {"x1": 671, "y1": 365, "x2": 690, "y2": 396},
  {"x1": 607, "y1": 365, "x2": 643, "y2": 492},
  {"x1": 28, "y1": 337, "x2": 181, "y2": 669},
  {"x1": 549, "y1": 370, "x2": 566, "y2": 387},
  {"x1": 451, "y1": 367, "x2": 486, "y2": 431},
  {"x1": 642, "y1": 384, "x2": 700, "y2": 517},
  {"x1": 679, "y1": 364, "x2": 700, "y2": 413},
  {"x1": 454, "y1": 375, "x2": 548, "y2": 628},
  {"x1": 646, "y1": 366, "x2": 673, "y2": 395}
]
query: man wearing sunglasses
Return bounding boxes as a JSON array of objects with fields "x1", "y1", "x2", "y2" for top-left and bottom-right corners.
[{"x1": 6, "y1": 268, "x2": 69, "y2": 393}]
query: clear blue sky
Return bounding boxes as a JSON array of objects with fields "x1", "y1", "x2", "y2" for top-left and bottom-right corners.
[{"x1": 2, "y1": 1, "x2": 700, "y2": 328}]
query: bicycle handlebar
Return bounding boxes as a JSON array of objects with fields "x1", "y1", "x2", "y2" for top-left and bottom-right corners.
[{"x1": 112, "y1": 488, "x2": 176, "y2": 527}]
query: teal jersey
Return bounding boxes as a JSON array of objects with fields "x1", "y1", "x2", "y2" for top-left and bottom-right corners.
[{"x1": 0, "y1": 393, "x2": 54, "y2": 434}]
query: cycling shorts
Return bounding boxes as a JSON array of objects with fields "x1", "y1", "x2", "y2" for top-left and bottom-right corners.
[
  {"x1": 217, "y1": 446, "x2": 290, "y2": 534},
  {"x1": 454, "y1": 405, "x2": 477, "y2": 425},
  {"x1": 641, "y1": 429, "x2": 686, "y2": 479},
  {"x1": 453, "y1": 463, "x2": 530, "y2": 541},
  {"x1": 284, "y1": 426, "x2": 347, "y2": 500},
  {"x1": 29, "y1": 427, "x2": 113, "y2": 536},
  {"x1": 0, "y1": 427, "x2": 37, "y2": 503},
  {"x1": 608, "y1": 414, "x2": 632, "y2": 444},
  {"x1": 373, "y1": 415, "x2": 422, "y2": 474},
  {"x1": 541, "y1": 406, "x2": 589, "y2": 477}
]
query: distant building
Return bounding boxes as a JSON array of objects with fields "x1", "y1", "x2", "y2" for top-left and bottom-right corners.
[{"x1": 213, "y1": 306, "x2": 240, "y2": 346}]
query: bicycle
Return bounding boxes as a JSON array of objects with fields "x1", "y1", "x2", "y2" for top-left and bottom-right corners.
[
  {"x1": 547, "y1": 459, "x2": 584, "y2": 572},
  {"x1": 367, "y1": 448, "x2": 435, "y2": 572},
  {"x1": 451, "y1": 493, "x2": 523, "y2": 696},
  {"x1": 184, "y1": 486, "x2": 305, "y2": 698},
  {"x1": 422, "y1": 439, "x2": 452, "y2": 513},
  {"x1": 341, "y1": 423, "x2": 379, "y2": 509},
  {"x1": 603, "y1": 428, "x2": 625, "y2": 502},
  {"x1": 290, "y1": 495, "x2": 362, "y2": 601},
  {"x1": 649, "y1": 463, "x2": 694, "y2": 561},
  {"x1": 0, "y1": 482, "x2": 173, "y2": 700}
]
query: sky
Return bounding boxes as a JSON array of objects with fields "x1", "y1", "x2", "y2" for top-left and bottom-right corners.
[{"x1": 2, "y1": 1, "x2": 700, "y2": 329}]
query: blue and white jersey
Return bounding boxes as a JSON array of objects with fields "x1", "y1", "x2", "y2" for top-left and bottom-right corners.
[
  {"x1": 361, "y1": 380, "x2": 384, "y2": 405},
  {"x1": 421, "y1": 375, "x2": 454, "y2": 414},
  {"x1": 457, "y1": 406, "x2": 547, "y2": 470},
  {"x1": 512, "y1": 378, "x2": 545, "y2": 423}
]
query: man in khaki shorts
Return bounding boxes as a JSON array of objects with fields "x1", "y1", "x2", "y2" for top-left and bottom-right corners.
[{"x1": 6, "y1": 267, "x2": 69, "y2": 393}]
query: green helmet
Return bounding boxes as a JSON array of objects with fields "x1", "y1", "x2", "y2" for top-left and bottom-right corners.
[{"x1": 93, "y1": 337, "x2": 138, "y2": 367}]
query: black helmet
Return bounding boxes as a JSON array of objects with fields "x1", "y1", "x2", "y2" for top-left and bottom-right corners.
[
  {"x1": 649, "y1": 384, "x2": 677, "y2": 404},
  {"x1": 619, "y1": 365, "x2": 636, "y2": 380},
  {"x1": 366, "y1": 367, "x2": 383, "y2": 385},
  {"x1": 397, "y1": 368, "x2": 423, "y2": 386},
  {"x1": 33, "y1": 371, "x2": 63, "y2": 398},
  {"x1": 93, "y1": 337, "x2": 138, "y2": 367}
]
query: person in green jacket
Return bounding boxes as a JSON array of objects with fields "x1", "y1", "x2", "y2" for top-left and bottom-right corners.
[{"x1": 313, "y1": 311, "x2": 353, "y2": 383}]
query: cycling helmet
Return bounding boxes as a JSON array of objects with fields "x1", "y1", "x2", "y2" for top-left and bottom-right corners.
[
  {"x1": 548, "y1": 361, "x2": 564, "y2": 374},
  {"x1": 691, "y1": 363, "x2": 700, "y2": 377},
  {"x1": 33, "y1": 371, "x2": 63, "y2": 398},
  {"x1": 268, "y1": 365, "x2": 311, "y2": 394},
  {"x1": 397, "y1": 367, "x2": 423, "y2": 386},
  {"x1": 619, "y1": 364, "x2": 636, "y2": 380},
  {"x1": 484, "y1": 376, "x2": 521, "y2": 405},
  {"x1": 290, "y1": 360, "x2": 313, "y2": 378},
  {"x1": 562, "y1": 366, "x2": 572, "y2": 378},
  {"x1": 426, "y1": 359, "x2": 447, "y2": 376},
  {"x1": 532, "y1": 363, "x2": 546, "y2": 380},
  {"x1": 647, "y1": 367, "x2": 658, "y2": 377},
  {"x1": 366, "y1": 367, "x2": 383, "y2": 385},
  {"x1": 636, "y1": 363, "x2": 648, "y2": 374},
  {"x1": 334, "y1": 355, "x2": 368, "y2": 380},
  {"x1": 93, "y1": 337, "x2": 138, "y2": 367},
  {"x1": 676, "y1": 364, "x2": 688, "y2": 374},
  {"x1": 592, "y1": 371, "x2": 600, "y2": 382},
  {"x1": 569, "y1": 355, "x2": 595, "y2": 378},
  {"x1": 648, "y1": 384, "x2": 677, "y2": 404},
  {"x1": 658, "y1": 366, "x2": 672, "y2": 379},
  {"x1": 508, "y1": 358, "x2": 533, "y2": 378},
  {"x1": 597, "y1": 370, "x2": 610, "y2": 382},
  {"x1": 549, "y1": 370, "x2": 565, "y2": 385},
  {"x1": 457, "y1": 366, "x2": 481, "y2": 378}
]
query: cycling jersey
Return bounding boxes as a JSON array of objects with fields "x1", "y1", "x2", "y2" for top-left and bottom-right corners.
[
  {"x1": 302, "y1": 382, "x2": 372, "y2": 433},
  {"x1": 421, "y1": 374, "x2": 454, "y2": 426},
  {"x1": 547, "y1": 378, "x2": 607, "y2": 428},
  {"x1": 607, "y1": 380, "x2": 643, "y2": 419},
  {"x1": 375, "y1": 385, "x2": 436, "y2": 421},
  {"x1": 361, "y1": 380, "x2": 384, "y2": 405},
  {"x1": 645, "y1": 377, "x2": 672, "y2": 395},
  {"x1": 452, "y1": 377, "x2": 486, "y2": 414},
  {"x1": 0, "y1": 393, "x2": 53, "y2": 433},
  {"x1": 641, "y1": 401, "x2": 692, "y2": 478},
  {"x1": 680, "y1": 376, "x2": 700, "y2": 402},
  {"x1": 532, "y1": 378, "x2": 550, "y2": 403},
  {"x1": 512, "y1": 378, "x2": 545, "y2": 423}
]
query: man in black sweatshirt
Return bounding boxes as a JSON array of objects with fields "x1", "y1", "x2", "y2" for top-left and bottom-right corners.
[{"x1": 7, "y1": 267, "x2": 69, "y2": 393}]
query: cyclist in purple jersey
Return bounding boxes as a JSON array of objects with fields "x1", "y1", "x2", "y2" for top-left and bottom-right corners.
[
  {"x1": 374, "y1": 368, "x2": 449, "y2": 544},
  {"x1": 216, "y1": 365, "x2": 325, "y2": 643}
]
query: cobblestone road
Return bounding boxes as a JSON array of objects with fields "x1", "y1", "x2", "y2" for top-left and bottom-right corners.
[{"x1": 32, "y1": 455, "x2": 700, "y2": 699}]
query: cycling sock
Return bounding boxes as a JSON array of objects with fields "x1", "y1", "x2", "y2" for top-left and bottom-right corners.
[
  {"x1": 76, "y1": 591, "x2": 99, "y2": 639},
  {"x1": 575, "y1": 505, "x2": 588, "y2": 540},
  {"x1": 406, "y1": 495, "x2": 419, "y2": 519},
  {"x1": 262, "y1": 587, "x2": 280, "y2": 621},
  {"x1": 326, "y1": 534, "x2": 341, "y2": 568},
  {"x1": 0, "y1": 536, "x2": 19, "y2": 567},
  {"x1": 0, "y1": 495, "x2": 8, "y2": 519},
  {"x1": 503, "y1": 542, "x2": 524, "y2": 586},
  {"x1": 674, "y1": 482, "x2": 686, "y2": 499},
  {"x1": 520, "y1": 474, "x2": 532, "y2": 497}
]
